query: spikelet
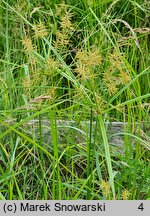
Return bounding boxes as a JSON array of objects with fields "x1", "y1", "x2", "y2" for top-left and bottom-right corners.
[
  {"x1": 102, "y1": 68, "x2": 119, "y2": 95},
  {"x1": 54, "y1": 2, "x2": 74, "y2": 50},
  {"x1": 102, "y1": 50, "x2": 131, "y2": 96},
  {"x1": 22, "y1": 76, "x2": 32, "y2": 88},
  {"x1": 119, "y1": 69, "x2": 131, "y2": 84},
  {"x1": 22, "y1": 36, "x2": 34, "y2": 53},
  {"x1": 94, "y1": 94, "x2": 106, "y2": 114},
  {"x1": 75, "y1": 48, "x2": 102, "y2": 81},
  {"x1": 28, "y1": 56, "x2": 37, "y2": 70},
  {"x1": 60, "y1": 11, "x2": 74, "y2": 31},
  {"x1": 45, "y1": 87, "x2": 56, "y2": 103},
  {"x1": 106, "y1": 82, "x2": 118, "y2": 95},
  {"x1": 55, "y1": 1, "x2": 68, "y2": 16},
  {"x1": 109, "y1": 51, "x2": 123, "y2": 69},
  {"x1": 32, "y1": 70, "x2": 41, "y2": 84},
  {"x1": 75, "y1": 64, "x2": 94, "y2": 80},
  {"x1": 55, "y1": 31, "x2": 70, "y2": 47},
  {"x1": 75, "y1": 49, "x2": 88, "y2": 65},
  {"x1": 87, "y1": 48, "x2": 102, "y2": 66},
  {"x1": 45, "y1": 57, "x2": 59, "y2": 76},
  {"x1": 76, "y1": 48, "x2": 102, "y2": 67},
  {"x1": 122, "y1": 189, "x2": 131, "y2": 200},
  {"x1": 46, "y1": 57, "x2": 59, "y2": 70},
  {"x1": 33, "y1": 22, "x2": 48, "y2": 38},
  {"x1": 73, "y1": 86, "x2": 86, "y2": 101},
  {"x1": 100, "y1": 180, "x2": 111, "y2": 197}
]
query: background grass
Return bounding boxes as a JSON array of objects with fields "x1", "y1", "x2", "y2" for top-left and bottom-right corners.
[{"x1": 0, "y1": 0, "x2": 150, "y2": 200}]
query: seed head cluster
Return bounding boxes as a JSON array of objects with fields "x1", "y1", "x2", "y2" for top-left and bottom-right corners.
[
  {"x1": 102, "y1": 51, "x2": 131, "y2": 95},
  {"x1": 75, "y1": 48, "x2": 102, "y2": 80},
  {"x1": 100, "y1": 180, "x2": 111, "y2": 197},
  {"x1": 33, "y1": 22, "x2": 48, "y2": 38}
]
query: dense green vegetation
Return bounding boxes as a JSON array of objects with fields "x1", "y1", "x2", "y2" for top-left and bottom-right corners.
[{"x1": 0, "y1": 0, "x2": 150, "y2": 200}]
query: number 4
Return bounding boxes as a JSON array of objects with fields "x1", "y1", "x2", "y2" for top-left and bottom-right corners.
[{"x1": 138, "y1": 203, "x2": 144, "y2": 211}]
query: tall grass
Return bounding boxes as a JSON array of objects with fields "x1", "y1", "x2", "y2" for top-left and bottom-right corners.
[{"x1": 0, "y1": 0, "x2": 150, "y2": 200}]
